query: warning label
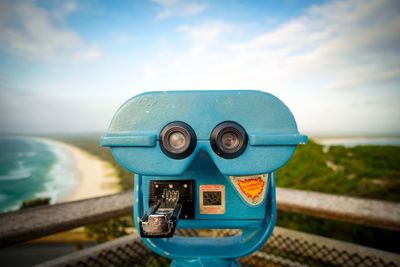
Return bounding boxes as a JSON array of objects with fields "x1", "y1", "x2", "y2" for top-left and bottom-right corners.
[
  {"x1": 229, "y1": 174, "x2": 268, "y2": 206},
  {"x1": 238, "y1": 177, "x2": 265, "y2": 200}
]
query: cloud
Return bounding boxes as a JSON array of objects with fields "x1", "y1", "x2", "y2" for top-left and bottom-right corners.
[
  {"x1": 171, "y1": 0, "x2": 400, "y2": 87},
  {"x1": 136, "y1": 0, "x2": 400, "y2": 135},
  {"x1": 1, "y1": 0, "x2": 398, "y2": 135},
  {"x1": 178, "y1": 22, "x2": 234, "y2": 53},
  {"x1": 0, "y1": 0, "x2": 101, "y2": 62},
  {"x1": 153, "y1": 0, "x2": 207, "y2": 19}
]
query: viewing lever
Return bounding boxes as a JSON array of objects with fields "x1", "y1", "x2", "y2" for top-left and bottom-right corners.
[{"x1": 140, "y1": 189, "x2": 183, "y2": 238}]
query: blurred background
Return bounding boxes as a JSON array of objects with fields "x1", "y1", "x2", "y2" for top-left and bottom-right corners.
[{"x1": 0, "y1": 0, "x2": 399, "y2": 266}]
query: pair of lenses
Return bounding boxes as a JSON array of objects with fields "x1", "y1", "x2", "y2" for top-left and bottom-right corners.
[{"x1": 160, "y1": 121, "x2": 247, "y2": 159}]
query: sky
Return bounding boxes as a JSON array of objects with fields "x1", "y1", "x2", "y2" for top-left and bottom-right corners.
[{"x1": 0, "y1": 0, "x2": 399, "y2": 136}]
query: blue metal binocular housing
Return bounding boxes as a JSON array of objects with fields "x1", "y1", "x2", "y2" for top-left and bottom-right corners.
[{"x1": 101, "y1": 90, "x2": 306, "y2": 267}]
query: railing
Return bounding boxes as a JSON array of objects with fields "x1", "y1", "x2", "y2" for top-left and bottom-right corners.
[
  {"x1": 0, "y1": 188, "x2": 399, "y2": 266},
  {"x1": 0, "y1": 192, "x2": 133, "y2": 247}
]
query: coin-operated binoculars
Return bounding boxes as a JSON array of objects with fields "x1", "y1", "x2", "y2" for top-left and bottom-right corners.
[{"x1": 101, "y1": 91, "x2": 307, "y2": 267}]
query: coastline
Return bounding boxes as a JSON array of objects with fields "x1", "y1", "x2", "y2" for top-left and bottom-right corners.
[{"x1": 39, "y1": 138, "x2": 120, "y2": 202}]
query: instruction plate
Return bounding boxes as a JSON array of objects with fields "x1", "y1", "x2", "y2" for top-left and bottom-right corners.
[
  {"x1": 199, "y1": 184, "x2": 225, "y2": 214},
  {"x1": 229, "y1": 174, "x2": 268, "y2": 206}
]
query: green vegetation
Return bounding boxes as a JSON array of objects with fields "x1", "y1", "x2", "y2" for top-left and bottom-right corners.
[
  {"x1": 84, "y1": 216, "x2": 133, "y2": 243},
  {"x1": 20, "y1": 197, "x2": 50, "y2": 209},
  {"x1": 277, "y1": 140, "x2": 400, "y2": 201},
  {"x1": 48, "y1": 134, "x2": 400, "y2": 252},
  {"x1": 275, "y1": 140, "x2": 400, "y2": 253}
]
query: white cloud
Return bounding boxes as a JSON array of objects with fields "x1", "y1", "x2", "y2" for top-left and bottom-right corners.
[
  {"x1": 136, "y1": 0, "x2": 400, "y2": 135},
  {"x1": 153, "y1": 0, "x2": 207, "y2": 19},
  {"x1": 178, "y1": 22, "x2": 234, "y2": 53},
  {"x1": 0, "y1": 0, "x2": 101, "y2": 62}
]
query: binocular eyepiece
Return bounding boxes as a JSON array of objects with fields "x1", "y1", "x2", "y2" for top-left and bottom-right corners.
[
  {"x1": 160, "y1": 121, "x2": 248, "y2": 159},
  {"x1": 210, "y1": 121, "x2": 248, "y2": 159},
  {"x1": 160, "y1": 122, "x2": 196, "y2": 159}
]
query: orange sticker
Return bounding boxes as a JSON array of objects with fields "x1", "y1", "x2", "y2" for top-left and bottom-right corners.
[
  {"x1": 238, "y1": 177, "x2": 265, "y2": 200},
  {"x1": 229, "y1": 174, "x2": 268, "y2": 206}
]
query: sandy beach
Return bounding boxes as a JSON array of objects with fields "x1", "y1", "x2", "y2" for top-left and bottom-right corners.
[{"x1": 41, "y1": 138, "x2": 120, "y2": 202}]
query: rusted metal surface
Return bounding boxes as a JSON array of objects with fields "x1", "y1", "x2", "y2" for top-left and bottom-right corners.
[
  {"x1": 0, "y1": 191, "x2": 133, "y2": 247},
  {"x1": 35, "y1": 227, "x2": 400, "y2": 267},
  {"x1": 1, "y1": 188, "x2": 400, "y2": 248},
  {"x1": 276, "y1": 188, "x2": 400, "y2": 231}
]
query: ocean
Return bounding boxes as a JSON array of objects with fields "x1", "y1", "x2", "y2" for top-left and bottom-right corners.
[{"x1": 0, "y1": 137, "x2": 79, "y2": 212}]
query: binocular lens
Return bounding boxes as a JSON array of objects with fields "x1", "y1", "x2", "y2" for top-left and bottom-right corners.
[
  {"x1": 168, "y1": 132, "x2": 187, "y2": 150},
  {"x1": 160, "y1": 122, "x2": 196, "y2": 159},
  {"x1": 211, "y1": 122, "x2": 247, "y2": 159},
  {"x1": 221, "y1": 132, "x2": 240, "y2": 150}
]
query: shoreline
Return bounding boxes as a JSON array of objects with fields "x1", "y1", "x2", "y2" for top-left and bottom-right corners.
[{"x1": 39, "y1": 138, "x2": 120, "y2": 202}]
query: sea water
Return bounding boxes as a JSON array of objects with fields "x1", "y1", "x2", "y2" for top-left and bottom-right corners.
[{"x1": 0, "y1": 137, "x2": 79, "y2": 212}]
